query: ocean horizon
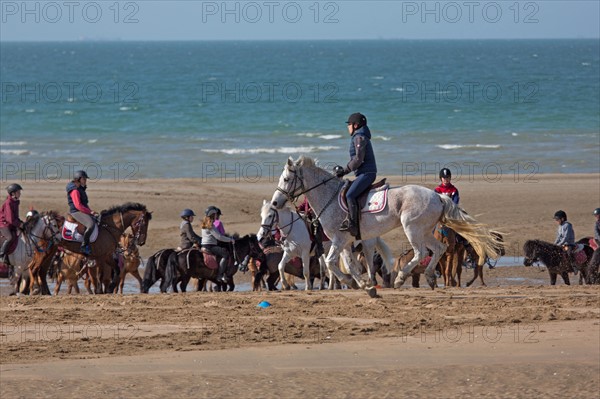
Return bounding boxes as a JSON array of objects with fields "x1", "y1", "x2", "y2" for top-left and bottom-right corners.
[{"x1": 1, "y1": 39, "x2": 599, "y2": 181}]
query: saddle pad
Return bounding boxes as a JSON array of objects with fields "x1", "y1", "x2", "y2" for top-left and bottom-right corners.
[
  {"x1": 574, "y1": 249, "x2": 587, "y2": 265},
  {"x1": 202, "y1": 252, "x2": 219, "y2": 270},
  {"x1": 339, "y1": 188, "x2": 388, "y2": 214},
  {"x1": 61, "y1": 220, "x2": 99, "y2": 243}
]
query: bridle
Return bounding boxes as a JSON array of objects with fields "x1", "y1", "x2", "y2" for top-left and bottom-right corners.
[
  {"x1": 275, "y1": 165, "x2": 342, "y2": 223},
  {"x1": 276, "y1": 166, "x2": 338, "y2": 204},
  {"x1": 260, "y1": 207, "x2": 303, "y2": 241},
  {"x1": 130, "y1": 212, "x2": 148, "y2": 246},
  {"x1": 28, "y1": 214, "x2": 62, "y2": 253}
]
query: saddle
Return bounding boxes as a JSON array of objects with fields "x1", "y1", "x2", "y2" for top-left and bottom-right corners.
[
  {"x1": 200, "y1": 247, "x2": 219, "y2": 270},
  {"x1": 339, "y1": 179, "x2": 389, "y2": 213},
  {"x1": 62, "y1": 214, "x2": 99, "y2": 243}
]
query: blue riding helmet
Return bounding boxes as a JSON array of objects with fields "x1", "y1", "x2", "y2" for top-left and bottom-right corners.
[{"x1": 180, "y1": 209, "x2": 196, "y2": 218}]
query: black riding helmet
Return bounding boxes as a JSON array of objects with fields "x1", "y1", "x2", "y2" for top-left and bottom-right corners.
[
  {"x1": 439, "y1": 168, "x2": 452, "y2": 179},
  {"x1": 6, "y1": 183, "x2": 23, "y2": 195},
  {"x1": 553, "y1": 210, "x2": 567, "y2": 220},
  {"x1": 346, "y1": 113, "x2": 367, "y2": 128},
  {"x1": 73, "y1": 170, "x2": 89, "y2": 181},
  {"x1": 594, "y1": 208, "x2": 600, "y2": 216},
  {"x1": 205, "y1": 206, "x2": 220, "y2": 218}
]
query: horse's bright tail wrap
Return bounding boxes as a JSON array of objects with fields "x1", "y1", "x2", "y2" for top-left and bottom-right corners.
[{"x1": 438, "y1": 195, "x2": 503, "y2": 264}]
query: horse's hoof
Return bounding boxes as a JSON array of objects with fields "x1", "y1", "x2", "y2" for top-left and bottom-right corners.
[
  {"x1": 366, "y1": 286, "x2": 378, "y2": 298},
  {"x1": 426, "y1": 274, "x2": 436, "y2": 290}
]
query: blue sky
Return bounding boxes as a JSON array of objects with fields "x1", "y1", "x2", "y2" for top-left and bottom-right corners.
[{"x1": 1, "y1": 1, "x2": 599, "y2": 41}]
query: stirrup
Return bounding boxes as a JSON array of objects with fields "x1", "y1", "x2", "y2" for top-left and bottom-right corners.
[{"x1": 339, "y1": 219, "x2": 351, "y2": 231}]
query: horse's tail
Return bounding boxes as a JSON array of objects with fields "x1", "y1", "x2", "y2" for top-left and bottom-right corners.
[
  {"x1": 374, "y1": 237, "x2": 395, "y2": 275},
  {"x1": 439, "y1": 195, "x2": 503, "y2": 264},
  {"x1": 141, "y1": 253, "x2": 157, "y2": 293}
]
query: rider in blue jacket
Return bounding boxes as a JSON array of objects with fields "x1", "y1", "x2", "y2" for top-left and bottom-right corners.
[{"x1": 334, "y1": 113, "x2": 377, "y2": 237}]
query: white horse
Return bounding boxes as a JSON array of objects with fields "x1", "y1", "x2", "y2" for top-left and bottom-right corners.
[
  {"x1": 5, "y1": 211, "x2": 62, "y2": 294},
  {"x1": 258, "y1": 200, "x2": 394, "y2": 290},
  {"x1": 257, "y1": 200, "x2": 329, "y2": 290},
  {"x1": 270, "y1": 156, "x2": 502, "y2": 297}
]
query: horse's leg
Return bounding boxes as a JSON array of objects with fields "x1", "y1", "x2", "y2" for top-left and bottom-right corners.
[
  {"x1": 54, "y1": 272, "x2": 63, "y2": 296},
  {"x1": 561, "y1": 272, "x2": 570, "y2": 285},
  {"x1": 301, "y1": 250, "x2": 312, "y2": 291},
  {"x1": 395, "y1": 232, "x2": 446, "y2": 290},
  {"x1": 131, "y1": 269, "x2": 143, "y2": 293},
  {"x1": 549, "y1": 272, "x2": 557, "y2": 285},
  {"x1": 278, "y1": 252, "x2": 293, "y2": 290},
  {"x1": 361, "y1": 239, "x2": 377, "y2": 287},
  {"x1": 411, "y1": 273, "x2": 420, "y2": 288},
  {"x1": 318, "y1": 256, "x2": 328, "y2": 290}
]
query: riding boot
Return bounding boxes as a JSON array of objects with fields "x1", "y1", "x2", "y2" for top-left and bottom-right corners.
[
  {"x1": 0, "y1": 240, "x2": 11, "y2": 264},
  {"x1": 217, "y1": 258, "x2": 228, "y2": 283},
  {"x1": 81, "y1": 226, "x2": 94, "y2": 255},
  {"x1": 340, "y1": 200, "x2": 359, "y2": 237},
  {"x1": 314, "y1": 222, "x2": 325, "y2": 257}
]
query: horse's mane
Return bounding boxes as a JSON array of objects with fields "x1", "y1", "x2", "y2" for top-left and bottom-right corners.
[
  {"x1": 101, "y1": 202, "x2": 149, "y2": 218},
  {"x1": 296, "y1": 155, "x2": 316, "y2": 168}
]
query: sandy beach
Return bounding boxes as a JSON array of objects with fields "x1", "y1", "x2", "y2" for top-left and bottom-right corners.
[{"x1": 1, "y1": 173, "x2": 599, "y2": 398}]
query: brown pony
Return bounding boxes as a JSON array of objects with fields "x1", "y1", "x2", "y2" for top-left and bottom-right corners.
[
  {"x1": 465, "y1": 232, "x2": 505, "y2": 287},
  {"x1": 50, "y1": 249, "x2": 100, "y2": 295},
  {"x1": 29, "y1": 203, "x2": 151, "y2": 295},
  {"x1": 116, "y1": 233, "x2": 143, "y2": 294},
  {"x1": 253, "y1": 243, "x2": 323, "y2": 291}
]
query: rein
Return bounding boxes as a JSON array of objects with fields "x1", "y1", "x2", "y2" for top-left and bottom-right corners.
[
  {"x1": 277, "y1": 166, "x2": 342, "y2": 224},
  {"x1": 276, "y1": 167, "x2": 338, "y2": 203}
]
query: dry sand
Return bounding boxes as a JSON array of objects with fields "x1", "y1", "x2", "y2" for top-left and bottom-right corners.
[{"x1": 1, "y1": 173, "x2": 599, "y2": 398}]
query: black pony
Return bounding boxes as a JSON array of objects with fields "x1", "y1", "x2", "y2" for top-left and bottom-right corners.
[
  {"x1": 141, "y1": 248, "x2": 177, "y2": 293},
  {"x1": 523, "y1": 239, "x2": 594, "y2": 285},
  {"x1": 161, "y1": 234, "x2": 265, "y2": 293}
]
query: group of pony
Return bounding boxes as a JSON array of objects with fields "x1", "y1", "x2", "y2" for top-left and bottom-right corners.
[{"x1": 5, "y1": 156, "x2": 599, "y2": 296}]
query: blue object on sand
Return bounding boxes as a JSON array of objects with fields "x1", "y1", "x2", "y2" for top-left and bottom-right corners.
[{"x1": 257, "y1": 301, "x2": 271, "y2": 308}]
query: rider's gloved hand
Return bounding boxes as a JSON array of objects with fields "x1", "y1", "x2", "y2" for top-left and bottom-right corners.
[{"x1": 334, "y1": 165, "x2": 346, "y2": 178}]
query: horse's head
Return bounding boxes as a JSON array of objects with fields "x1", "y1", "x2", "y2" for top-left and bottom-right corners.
[
  {"x1": 131, "y1": 210, "x2": 152, "y2": 246},
  {"x1": 36, "y1": 211, "x2": 63, "y2": 242},
  {"x1": 120, "y1": 233, "x2": 138, "y2": 256},
  {"x1": 522, "y1": 240, "x2": 538, "y2": 266},
  {"x1": 271, "y1": 157, "x2": 304, "y2": 208},
  {"x1": 258, "y1": 200, "x2": 279, "y2": 241}
]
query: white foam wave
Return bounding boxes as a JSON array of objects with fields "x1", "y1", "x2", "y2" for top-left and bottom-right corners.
[
  {"x1": 120, "y1": 106, "x2": 131, "y2": 111},
  {"x1": 391, "y1": 87, "x2": 404, "y2": 92},
  {"x1": 88, "y1": 139, "x2": 98, "y2": 144},
  {"x1": 319, "y1": 135, "x2": 343, "y2": 140},
  {"x1": 25, "y1": 109, "x2": 35, "y2": 113},
  {"x1": 64, "y1": 110, "x2": 74, "y2": 115},
  {"x1": 296, "y1": 133, "x2": 321, "y2": 137},
  {"x1": 1, "y1": 149, "x2": 31, "y2": 156},
  {"x1": 0, "y1": 141, "x2": 27, "y2": 146},
  {"x1": 371, "y1": 76, "x2": 384, "y2": 80},
  {"x1": 437, "y1": 144, "x2": 501, "y2": 150},
  {"x1": 511, "y1": 132, "x2": 519, "y2": 136},
  {"x1": 374, "y1": 136, "x2": 392, "y2": 141},
  {"x1": 202, "y1": 146, "x2": 340, "y2": 155}
]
